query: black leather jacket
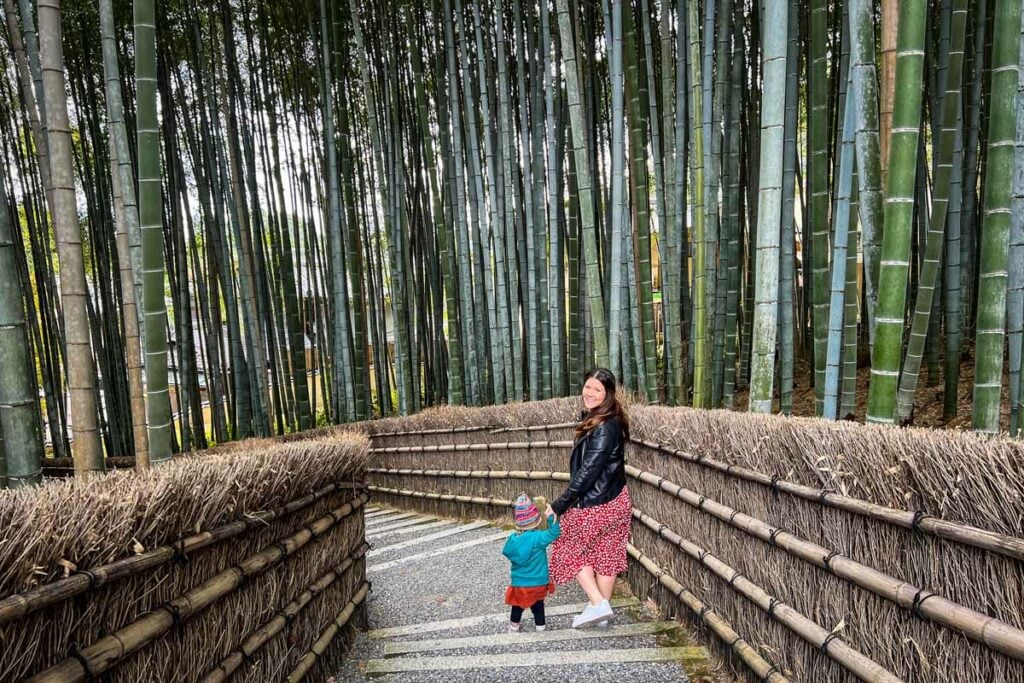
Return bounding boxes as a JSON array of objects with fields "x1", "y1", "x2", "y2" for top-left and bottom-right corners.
[{"x1": 551, "y1": 417, "x2": 626, "y2": 515}]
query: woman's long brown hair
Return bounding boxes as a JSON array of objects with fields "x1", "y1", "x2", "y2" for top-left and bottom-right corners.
[{"x1": 575, "y1": 368, "x2": 630, "y2": 440}]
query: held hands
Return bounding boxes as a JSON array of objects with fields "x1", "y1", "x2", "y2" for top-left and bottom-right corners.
[{"x1": 544, "y1": 504, "x2": 556, "y2": 520}]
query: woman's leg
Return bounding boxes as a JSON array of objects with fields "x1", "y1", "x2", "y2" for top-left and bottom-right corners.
[
  {"x1": 576, "y1": 566, "x2": 607, "y2": 605},
  {"x1": 596, "y1": 573, "x2": 616, "y2": 600}
]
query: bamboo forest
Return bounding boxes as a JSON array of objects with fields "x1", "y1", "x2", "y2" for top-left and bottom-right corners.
[{"x1": 0, "y1": 0, "x2": 1023, "y2": 486}]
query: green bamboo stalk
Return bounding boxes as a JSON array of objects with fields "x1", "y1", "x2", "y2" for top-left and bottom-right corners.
[
  {"x1": 865, "y1": 0, "x2": 927, "y2": 425},
  {"x1": 749, "y1": 0, "x2": 787, "y2": 414},
  {"x1": 972, "y1": 0, "x2": 1021, "y2": 434}
]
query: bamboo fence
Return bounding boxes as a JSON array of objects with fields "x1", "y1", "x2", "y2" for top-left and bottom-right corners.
[
  {"x1": 363, "y1": 399, "x2": 1024, "y2": 682},
  {"x1": 0, "y1": 434, "x2": 370, "y2": 681}
]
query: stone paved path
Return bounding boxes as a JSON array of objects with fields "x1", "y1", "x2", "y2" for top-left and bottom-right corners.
[{"x1": 332, "y1": 506, "x2": 709, "y2": 682}]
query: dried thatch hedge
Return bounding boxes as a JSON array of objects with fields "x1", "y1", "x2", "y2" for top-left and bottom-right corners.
[
  {"x1": 363, "y1": 400, "x2": 1024, "y2": 682},
  {"x1": 0, "y1": 433, "x2": 369, "y2": 682}
]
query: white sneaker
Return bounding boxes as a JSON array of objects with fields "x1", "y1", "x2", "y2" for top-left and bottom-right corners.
[
  {"x1": 572, "y1": 600, "x2": 613, "y2": 628},
  {"x1": 535, "y1": 624, "x2": 546, "y2": 632}
]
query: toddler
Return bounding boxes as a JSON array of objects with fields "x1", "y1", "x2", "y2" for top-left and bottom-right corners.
[{"x1": 502, "y1": 493, "x2": 561, "y2": 632}]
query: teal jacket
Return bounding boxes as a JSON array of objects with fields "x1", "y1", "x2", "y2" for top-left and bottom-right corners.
[{"x1": 502, "y1": 516, "x2": 561, "y2": 587}]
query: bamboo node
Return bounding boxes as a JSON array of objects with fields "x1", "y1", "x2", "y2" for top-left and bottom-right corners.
[
  {"x1": 911, "y1": 510, "x2": 931, "y2": 531},
  {"x1": 729, "y1": 634, "x2": 743, "y2": 648},
  {"x1": 162, "y1": 601, "x2": 185, "y2": 636},
  {"x1": 68, "y1": 648, "x2": 95, "y2": 682},
  {"x1": 729, "y1": 509, "x2": 741, "y2": 524},
  {"x1": 820, "y1": 631, "x2": 842, "y2": 653},
  {"x1": 699, "y1": 604, "x2": 715, "y2": 620},
  {"x1": 73, "y1": 568, "x2": 99, "y2": 590},
  {"x1": 822, "y1": 550, "x2": 842, "y2": 570},
  {"x1": 698, "y1": 549, "x2": 709, "y2": 564},
  {"x1": 697, "y1": 495, "x2": 707, "y2": 509},
  {"x1": 763, "y1": 664, "x2": 781, "y2": 681},
  {"x1": 768, "y1": 528, "x2": 785, "y2": 546},
  {"x1": 728, "y1": 572, "x2": 744, "y2": 588},
  {"x1": 769, "y1": 475, "x2": 782, "y2": 495},
  {"x1": 911, "y1": 588, "x2": 937, "y2": 618},
  {"x1": 172, "y1": 539, "x2": 189, "y2": 565},
  {"x1": 767, "y1": 597, "x2": 782, "y2": 618}
]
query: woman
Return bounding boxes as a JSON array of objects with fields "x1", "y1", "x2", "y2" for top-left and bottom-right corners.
[{"x1": 544, "y1": 367, "x2": 631, "y2": 629}]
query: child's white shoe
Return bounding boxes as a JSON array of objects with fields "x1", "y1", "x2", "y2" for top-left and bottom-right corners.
[
  {"x1": 535, "y1": 624, "x2": 546, "y2": 632},
  {"x1": 508, "y1": 622, "x2": 520, "y2": 633}
]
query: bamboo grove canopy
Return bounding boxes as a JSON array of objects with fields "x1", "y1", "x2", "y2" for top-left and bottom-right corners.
[{"x1": 0, "y1": 0, "x2": 1023, "y2": 485}]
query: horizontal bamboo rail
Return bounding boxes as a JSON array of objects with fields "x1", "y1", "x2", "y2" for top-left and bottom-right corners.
[
  {"x1": 201, "y1": 542, "x2": 370, "y2": 683},
  {"x1": 368, "y1": 467, "x2": 569, "y2": 481},
  {"x1": 26, "y1": 494, "x2": 368, "y2": 682},
  {"x1": 0, "y1": 482, "x2": 366, "y2": 626},
  {"x1": 627, "y1": 545, "x2": 788, "y2": 683},
  {"x1": 368, "y1": 485, "x2": 515, "y2": 508},
  {"x1": 630, "y1": 438, "x2": 1024, "y2": 562},
  {"x1": 633, "y1": 510, "x2": 902, "y2": 683},
  {"x1": 41, "y1": 456, "x2": 139, "y2": 471},
  {"x1": 367, "y1": 481, "x2": 791, "y2": 682},
  {"x1": 628, "y1": 465, "x2": 1024, "y2": 662},
  {"x1": 285, "y1": 581, "x2": 371, "y2": 682},
  {"x1": 369, "y1": 440, "x2": 572, "y2": 454},
  {"x1": 371, "y1": 425, "x2": 502, "y2": 438},
  {"x1": 492, "y1": 422, "x2": 576, "y2": 433}
]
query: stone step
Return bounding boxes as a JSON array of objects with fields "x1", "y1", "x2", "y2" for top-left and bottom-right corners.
[
  {"x1": 383, "y1": 620, "x2": 678, "y2": 657},
  {"x1": 366, "y1": 517, "x2": 447, "y2": 538},
  {"x1": 367, "y1": 520, "x2": 490, "y2": 557},
  {"x1": 368, "y1": 531, "x2": 508, "y2": 573},
  {"x1": 365, "y1": 646, "x2": 707, "y2": 677},
  {"x1": 365, "y1": 511, "x2": 422, "y2": 527},
  {"x1": 369, "y1": 598, "x2": 641, "y2": 639}
]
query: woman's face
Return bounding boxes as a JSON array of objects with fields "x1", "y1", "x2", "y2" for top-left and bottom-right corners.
[{"x1": 582, "y1": 377, "x2": 607, "y2": 411}]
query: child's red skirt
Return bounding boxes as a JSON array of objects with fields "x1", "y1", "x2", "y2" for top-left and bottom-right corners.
[{"x1": 504, "y1": 582, "x2": 555, "y2": 608}]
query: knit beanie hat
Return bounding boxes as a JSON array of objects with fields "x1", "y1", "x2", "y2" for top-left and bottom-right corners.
[{"x1": 513, "y1": 493, "x2": 541, "y2": 530}]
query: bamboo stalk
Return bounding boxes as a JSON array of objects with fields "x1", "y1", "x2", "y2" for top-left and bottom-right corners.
[
  {"x1": 368, "y1": 468, "x2": 569, "y2": 481},
  {"x1": 369, "y1": 441, "x2": 572, "y2": 454},
  {"x1": 629, "y1": 438, "x2": 1024, "y2": 561},
  {"x1": 0, "y1": 483, "x2": 365, "y2": 625},
  {"x1": 25, "y1": 495, "x2": 368, "y2": 682},
  {"x1": 627, "y1": 545, "x2": 788, "y2": 682},
  {"x1": 368, "y1": 485, "x2": 513, "y2": 508},
  {"x1": 285, "y1": 581, "x2": 371, "y2": 682},
  {"x1": 627, "y1": 467, "x2": 1024, "y2": 662},
  {"x1": 633, "y1": 511, "x2": 902, "y2": 682},
  {"x1": 201, "y1": 542, "x2": 370, "y2": 682}
]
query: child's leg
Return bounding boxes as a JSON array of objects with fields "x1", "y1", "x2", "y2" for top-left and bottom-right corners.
[
  {"x1": 530, "y1": 600, "x2": 546, "y2": 629},
  {"x1": 509, "y1": 605, "x2": 525, "y2": 630}
]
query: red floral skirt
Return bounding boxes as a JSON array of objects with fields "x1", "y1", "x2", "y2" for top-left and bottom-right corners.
[
  {"x1": 549, "y1": 487, "x2": 631, "y2": 585},
  {"x1": 505, "y1": 583, "x2": 555, "y2": 608}
]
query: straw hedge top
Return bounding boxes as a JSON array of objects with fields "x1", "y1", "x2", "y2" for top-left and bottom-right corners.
[
  {"x1": 628, "y1": 406, "x2": 1024, "y2": 535},
  {"x1": 0, "y1": 432, "x2": 369, "y2": 598}
]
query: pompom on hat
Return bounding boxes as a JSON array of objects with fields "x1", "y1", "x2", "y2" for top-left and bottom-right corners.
[{"x1": 513, "y1": 493, "x2": 542, "y2": 530}]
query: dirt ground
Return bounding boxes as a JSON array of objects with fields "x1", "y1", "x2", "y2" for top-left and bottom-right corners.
[{"x1": 730, "y1": 343, "x2": 1013, "y2": 432}]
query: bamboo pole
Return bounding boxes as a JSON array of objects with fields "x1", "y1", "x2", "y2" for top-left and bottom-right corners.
[
  {"x1": 632, "y1": 511, "x2": 902, "y2": 682},
  {"x1": 202, "y1": 543, "x2": 370, "y2": 682},
  {"x1": 629, "y1": 438, "x2": 1024, "y2": 561},
  {"x1": 627, "y1": 466, "x2": 1024, "y2": 662},
  {"x1": 25, "y1": 495, "x2": 368, "y2": 682},
  {"x1": 0, "y1": 484, "x2": 365, "y2": 625},
  {"x1": 368, "y1": 485, "x2": 513, "y2": 508},
  {"x1": 627, "y1": 546, "x2": 788, "y2": 682},
  {"x1": 285, "y1": 582, "x2": 371, "y2": 682},
  {"x1": 368, "y1": 467, "x2": 569, "y2": 482},
  {"x1": 369, "y1": 441, "x2": 572, "y2": 454}
]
